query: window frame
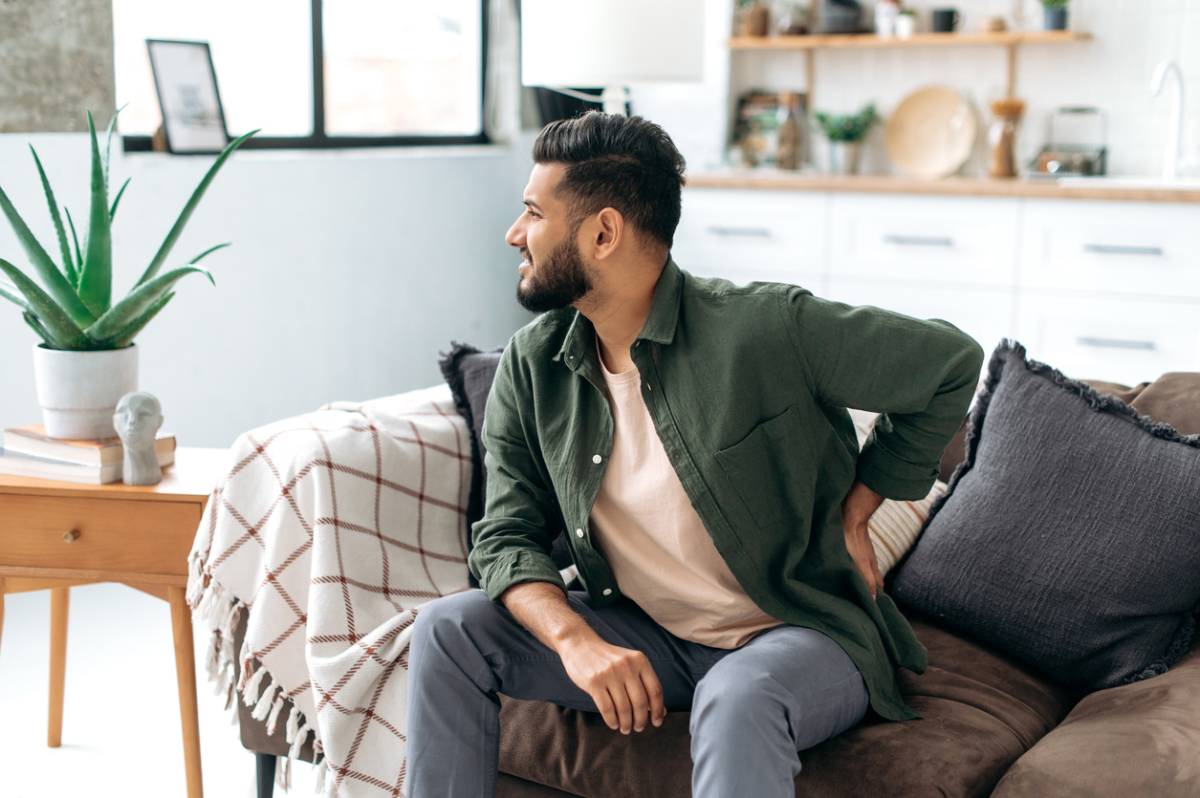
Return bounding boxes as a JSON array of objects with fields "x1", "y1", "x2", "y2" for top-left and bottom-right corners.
[{"x1": 124, "y1": 0, "x2": 490, "y2": 152}]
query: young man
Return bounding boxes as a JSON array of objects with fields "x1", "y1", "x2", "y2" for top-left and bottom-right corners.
[{"x1": 407, "y1": 111, "x2": 984, "y2": 797}]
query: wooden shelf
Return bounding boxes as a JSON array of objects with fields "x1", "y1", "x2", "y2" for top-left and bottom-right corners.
[
  {"x1": 686, "y1": 171, "x2": 1200, "y2": 203},
  {"x1": 729, "y1": 30, "x2": 1092, "y2": 50}
]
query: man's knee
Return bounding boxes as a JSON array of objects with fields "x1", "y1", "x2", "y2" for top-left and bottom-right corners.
[
  {"x1": 690, "y1": 667, "x2": 785, "y2": 733},
  {"x1": 412, "y1": 588, "x2": 502, "y2": 657}
]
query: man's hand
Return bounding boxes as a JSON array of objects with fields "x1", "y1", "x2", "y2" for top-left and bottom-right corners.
[
  {"x1": 842, "y1": 480, "x2": 885, "y2": 600},
  {"x1": 557, "y1": 636, "x2": 666, "y2": 734}
]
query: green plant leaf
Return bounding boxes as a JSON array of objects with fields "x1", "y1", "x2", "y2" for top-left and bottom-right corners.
[
  {"x1": 78, "y1": 110, "x2": 113, "y2": 318},
  {"x1": 109, "y1": 177, "x2": 131, "y2": 220},
  {"x1": 188, "y1": 242, "x2": 231, "y2": 264},
  {"x1": 23, "y1": 310, "x2": 64, "y2": 348},
  {"x1": 0, "y1": 278, "x2": 31, "y2": 312},
  {"x1": 101, "y1": 290, "x2": 175, "y2": 349},
  {"x1": 134, "y1": 128, "x2": 259, "y2": 289},
  {"x1": 28, "y1": 145, "x2": 74, "y2": 280},
  {"x1": 0, "y1": 184, "x2": 95, "y2": 328},
  {"x1": 84, "y1": 264, "x2": 214, "y2": 341},
  {"x1": 64, "y1": 206, "x2": 83, "y2": 287},
  {"x1": 0, "y1": 257, "x2": 90, "y2": 348},
  {"x1": 102, "y1": 104, "x2": 127, "y2": 190}
]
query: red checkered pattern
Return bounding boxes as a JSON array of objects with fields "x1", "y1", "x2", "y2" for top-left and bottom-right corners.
[{"x1": 187, "y1": 383, "x2": 473, "y2": 797}]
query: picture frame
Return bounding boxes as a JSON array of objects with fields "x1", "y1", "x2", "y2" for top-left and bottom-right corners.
[{"x1": 146, "y1": 39, "x2": 230, "y2": 154}]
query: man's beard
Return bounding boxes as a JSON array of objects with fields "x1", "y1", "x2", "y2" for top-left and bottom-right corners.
[{"x1": 516, "y1": 236, "x2": 593, "y2": 312}]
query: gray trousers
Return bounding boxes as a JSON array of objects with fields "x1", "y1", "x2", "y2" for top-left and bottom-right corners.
[{"x1": 406, "y1": 587, "x2": 869, "y2": 798}]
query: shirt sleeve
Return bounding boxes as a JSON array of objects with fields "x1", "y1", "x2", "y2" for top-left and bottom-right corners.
[
  {"x1": 466, "y1": 340, "x2": 568, "y2": 602},
  {"x1": 779, "y1": 286, "x2": 985, "y2": 501}
]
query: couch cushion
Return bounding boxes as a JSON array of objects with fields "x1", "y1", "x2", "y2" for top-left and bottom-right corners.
[
  {"x1": 498, "y1": 611, "x2": 1081, "y2": 797},
  {"x1": 890, "y1": 339, "x2": 1200, "y2": 692},
  {"x1": 991, "y1": 636, "x2": 1200, "y2": 798}
]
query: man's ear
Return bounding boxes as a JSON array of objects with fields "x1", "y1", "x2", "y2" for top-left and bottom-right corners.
[{"x1": 592, "y1": 207, "x2": 624, "y2": 259}]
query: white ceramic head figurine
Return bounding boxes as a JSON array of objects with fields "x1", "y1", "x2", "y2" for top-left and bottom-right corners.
[{"x1": 113, "y1": 391, "x2": 164, "y2": 485}]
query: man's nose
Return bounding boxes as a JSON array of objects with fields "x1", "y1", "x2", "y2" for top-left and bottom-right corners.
[{"x1": 505, "y1": 218, "x2": 525, "y2": 248}]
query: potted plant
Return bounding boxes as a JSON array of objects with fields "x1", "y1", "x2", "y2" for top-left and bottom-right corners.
[
  {"x1": 895, "y1": 8, "x2": 917, "y2": 39},
  {"x1": 1041, "y1": 0, "x2": 1069, "y2": 31},
  {"x1": 814, "y1": 104, "x2": 877, "y2": 175},
  {"x1": 0, "y1": 110, "x2": 257, "y2": 439}
]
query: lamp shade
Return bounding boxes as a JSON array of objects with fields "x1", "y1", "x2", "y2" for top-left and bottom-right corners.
[{"x1": 520, "y1": 0, "x2": 705, "y2": 87}]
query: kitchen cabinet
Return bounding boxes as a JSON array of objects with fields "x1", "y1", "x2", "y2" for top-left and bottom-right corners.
[{"x1": 672, "y1": 187, "x2": 1199, "y2": 383}]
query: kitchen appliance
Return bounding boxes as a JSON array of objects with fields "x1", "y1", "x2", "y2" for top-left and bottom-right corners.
[
  {"x1": 816, "y1": 0, "x2": 866, "y2": 34},
  {"x1": 1029, "y1": 106, "x2": 1108, "y2": 178}
]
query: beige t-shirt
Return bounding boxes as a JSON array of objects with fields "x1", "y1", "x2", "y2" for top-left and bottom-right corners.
[{"x1": 588, "y1": 339, "x2": 786, "y2": 649}]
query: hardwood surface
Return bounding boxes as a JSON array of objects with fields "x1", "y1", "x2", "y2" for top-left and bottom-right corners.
[
  {"x1": 728, "y1": 30, "x2": 1093, "y2": 49},
  {"x1": 0, "y1": 446, "x2": 229, "y2": 798}
]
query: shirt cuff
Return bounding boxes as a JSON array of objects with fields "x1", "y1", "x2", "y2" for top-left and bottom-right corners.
[
  {"x1": 855, "y1": 439, "x2": 938, "y2": 502},
  {"x1": 478, "y1": 549, "x2": 568, "y2": 602}
]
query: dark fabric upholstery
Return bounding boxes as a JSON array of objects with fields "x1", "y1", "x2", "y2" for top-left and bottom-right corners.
[
  {"x1": 497, "y1": 611, "x2": 1083, "y2": 798},
  {"x1": 890, "y1": 339, "x2": 1200, "y2": 691}
]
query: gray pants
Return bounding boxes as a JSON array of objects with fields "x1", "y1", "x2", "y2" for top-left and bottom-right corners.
[{"x1": 406, "y1": 588, "x2": 869, "y2": 798}]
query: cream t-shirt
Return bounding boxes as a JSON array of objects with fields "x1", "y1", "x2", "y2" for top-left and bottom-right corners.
[{"x1": 587, "y1": 339, "x2": 786, "y2": 649}]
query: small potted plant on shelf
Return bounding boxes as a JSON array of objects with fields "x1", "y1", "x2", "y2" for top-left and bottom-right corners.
[
  {"x1": 895, "y1": 7, "x2": 917, "y2": 39},
  {"x1": 0, "y1": 110, "x2": 258, "y2": 439},
  {"x1": 814, "y1": 104, "x2": 877, "y2": 175},
  {"x1": 1041, "y1": 0, "x2": 1069, "y2": 31}
]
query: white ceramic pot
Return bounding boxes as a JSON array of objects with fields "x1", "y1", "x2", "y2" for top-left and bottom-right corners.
[
  {"x1": 32, "y1": 343, "x2": 138, "y2": 439},
  {"x1": 828, "y1": 140, "x2": 863, "y2": 175}
]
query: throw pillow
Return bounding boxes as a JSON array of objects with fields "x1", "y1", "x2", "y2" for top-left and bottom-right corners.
[
  {"x1": 847, "y1": 408, "x2": 948, "y2": 575},
  {"x1": 889, "y1": 338, "x2": 1200, "y2": 691}
]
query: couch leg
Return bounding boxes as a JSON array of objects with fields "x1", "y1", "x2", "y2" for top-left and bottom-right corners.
[{"x1": 256, "y1": 753, "x2": 276, "y2": 798}]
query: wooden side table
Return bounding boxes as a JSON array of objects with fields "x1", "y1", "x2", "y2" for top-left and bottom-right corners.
[{"x1": 0, "y1": 447, "x2": 230, "y2": 798}]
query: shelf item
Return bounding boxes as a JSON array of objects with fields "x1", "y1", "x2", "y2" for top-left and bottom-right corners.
[{"x1": 885, "y1": 86, "x2": 976, "y2": 179}]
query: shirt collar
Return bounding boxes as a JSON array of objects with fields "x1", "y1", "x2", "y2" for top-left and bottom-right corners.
[{"x1": 553, "y1": 253, "x2": 683, "y2": 371}]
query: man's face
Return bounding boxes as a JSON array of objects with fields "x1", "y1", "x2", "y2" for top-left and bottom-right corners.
[{"x1": 504, "y1": 163, "x2": 593, "y2": 312}]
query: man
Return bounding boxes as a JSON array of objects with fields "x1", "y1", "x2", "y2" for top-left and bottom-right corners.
[{"x1": 407, "y1": 111, "x2": 984, "y2": 797}]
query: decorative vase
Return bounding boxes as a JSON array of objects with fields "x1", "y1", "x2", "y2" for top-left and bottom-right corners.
[
  {"x1": 828, "y1": 140, "x2": 863, "y2": 175},
  {"x1": 32, "y1": 343, "x2": 139, "y2": 439},
  {"x1": 1043, "y1": 6, "x2": 1068, "y2": 30},
  {"x1": 744, "y1": 3, "x2": 770, "y2": 36}
]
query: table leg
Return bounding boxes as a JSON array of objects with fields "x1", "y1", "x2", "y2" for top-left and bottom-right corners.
[
  {"x1": 168, "y1": 585, "x2": 204, "y2": 798},
  {"x1": 48, "y1": 586, "x2": 69, "y2": 747}
]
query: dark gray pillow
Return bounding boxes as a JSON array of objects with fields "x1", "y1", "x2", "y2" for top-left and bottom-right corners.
[
  {"x1": 889, "y1": 338, "x2": 1200, "y2": 691},
  {"x1": 438, "y1": 342, "x2": 573, "y2": 577}
]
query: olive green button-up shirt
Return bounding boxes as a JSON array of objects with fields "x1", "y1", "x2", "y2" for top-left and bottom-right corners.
[{"x1": 468, "y1": 255, "x2": 985, "y2": 722}]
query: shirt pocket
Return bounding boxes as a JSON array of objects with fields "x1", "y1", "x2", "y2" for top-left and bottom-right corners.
[{"x1": 713, "y1": 404, "x2": 815, "y2": 535}]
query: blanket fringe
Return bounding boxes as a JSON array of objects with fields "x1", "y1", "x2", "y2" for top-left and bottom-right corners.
[{"x1": 188, "y1": 573, "x2": 326, "y2": 796}]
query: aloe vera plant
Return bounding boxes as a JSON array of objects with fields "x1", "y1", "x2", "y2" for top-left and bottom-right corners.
[{"x1": 0, "y1": 110, "x2": 259, "y2": 350}]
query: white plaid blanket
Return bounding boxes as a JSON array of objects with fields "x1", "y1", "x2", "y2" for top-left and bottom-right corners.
[{"x1": 186, "y1": 383, "x2": 475, "y2": 797}]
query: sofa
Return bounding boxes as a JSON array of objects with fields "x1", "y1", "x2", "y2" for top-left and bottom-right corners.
[{"x1": 234, "y1": 350, "x2": 1200, "y2": 798}]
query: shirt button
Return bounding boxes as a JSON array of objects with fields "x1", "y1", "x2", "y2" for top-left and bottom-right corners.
[
  {"x1": 645, "y1": 383, "x2": 652, "y2": 392},
  {"x1": 575, "y1": 528, "x2": 584, "y2": 538},
  {"x1": 602, "y1": 588, "x2": 613, "y2": 596},
  {"x1": 592, "y1": 453, "x2": 602, "y2": 464}
]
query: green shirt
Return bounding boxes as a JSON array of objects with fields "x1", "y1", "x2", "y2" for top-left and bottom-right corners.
[{"x1": 468, "y1": 255, "x2": 984, "y2": 722}]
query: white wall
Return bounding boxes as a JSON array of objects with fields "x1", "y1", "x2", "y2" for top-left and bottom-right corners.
[
  {"x1": 633, "y1": 0, "x2": 1200, "y2": 178},
  {"x1": 0, "y1": 134, "x2": 536, "y2": 447}
]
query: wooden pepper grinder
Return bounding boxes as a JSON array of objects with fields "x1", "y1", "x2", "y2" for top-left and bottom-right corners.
[{"x1": 988, "y1": 98, "x2": 1026, "y2": 179}]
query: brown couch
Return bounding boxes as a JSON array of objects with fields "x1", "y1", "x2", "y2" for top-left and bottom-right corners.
[{"x1": 235, "y1": 372, "x2": 1200, "y2": 797}]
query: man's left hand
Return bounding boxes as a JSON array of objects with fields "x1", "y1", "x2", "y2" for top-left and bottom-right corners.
[{"x1": 842, "y1": 480, "x2": 885, "y2": 600}]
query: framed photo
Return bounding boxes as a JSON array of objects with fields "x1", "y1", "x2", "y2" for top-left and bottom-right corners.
[{"x1": 146, "y1": 39, "x2": 230, "y2": 154}]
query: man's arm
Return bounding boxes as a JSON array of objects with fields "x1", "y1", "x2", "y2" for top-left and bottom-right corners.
[
  {"x1": 779, "y1": 287, "x2": 985, "y2": 501},
  {"x1": 468, "y1": 342, "x2": 665, "y2": 734}
]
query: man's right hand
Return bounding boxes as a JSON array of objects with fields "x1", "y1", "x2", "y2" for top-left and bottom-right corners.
[{"x1": 557, "y1": 635, "x2": 666, "y2": 734}]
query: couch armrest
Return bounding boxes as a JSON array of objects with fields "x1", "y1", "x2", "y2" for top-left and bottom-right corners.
[{"x1": 991, "y1": 637, "x2": 1200, "y2": 797}]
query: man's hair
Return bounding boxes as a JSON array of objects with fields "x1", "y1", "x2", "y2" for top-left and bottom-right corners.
[{"x1": 532, "y1": 111, "x2": 686, "y2": 250}]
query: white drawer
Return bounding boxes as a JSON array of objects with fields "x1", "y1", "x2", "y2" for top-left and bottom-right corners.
[
  {"x1": 825, "y1": 276, "x2": 1015, "y2": 374},
  {"x1": 829, "y1": 193, "x2": 1019, "y2": 288},
  {"x1": 1018, "y1": 200, "x2": 1200, "y2": 300},
  {"x1": 1014, "y1": 292, "x2": 1200, "y2": 386},
  {"x1": 673, "y1": 188, "x2": 828, "y2": 282}
]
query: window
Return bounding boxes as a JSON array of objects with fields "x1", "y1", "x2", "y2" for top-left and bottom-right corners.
[{"x1": 113, "y1": 0, "x2": 488, "y2": 149}]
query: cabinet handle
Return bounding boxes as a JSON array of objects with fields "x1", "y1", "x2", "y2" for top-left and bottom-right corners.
[
  {"x1": 882, "y1": 234, "x2": 955, "y2": 248},
  {"x1": 705, "y1": 225, "x2": 772, "y2": 239},
  {"x1": 1082, "y1": 243, "x2": 1165, "y2": 257},
  {"x1": 1075, "y1": 335, "x2": 1158, "y2": 351},
  {"x1": 63, "y1": 529, "x2": 80, "y2": 543}
]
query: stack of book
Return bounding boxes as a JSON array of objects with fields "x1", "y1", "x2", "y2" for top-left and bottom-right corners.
[{"x1": 0, "y1": 424, "x2": 176, "y2": 484}]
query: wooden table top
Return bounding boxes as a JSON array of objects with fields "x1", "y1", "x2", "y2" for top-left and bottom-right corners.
[{"x1": 0, "y1": 446, "x2": 232, "y2": 504}]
